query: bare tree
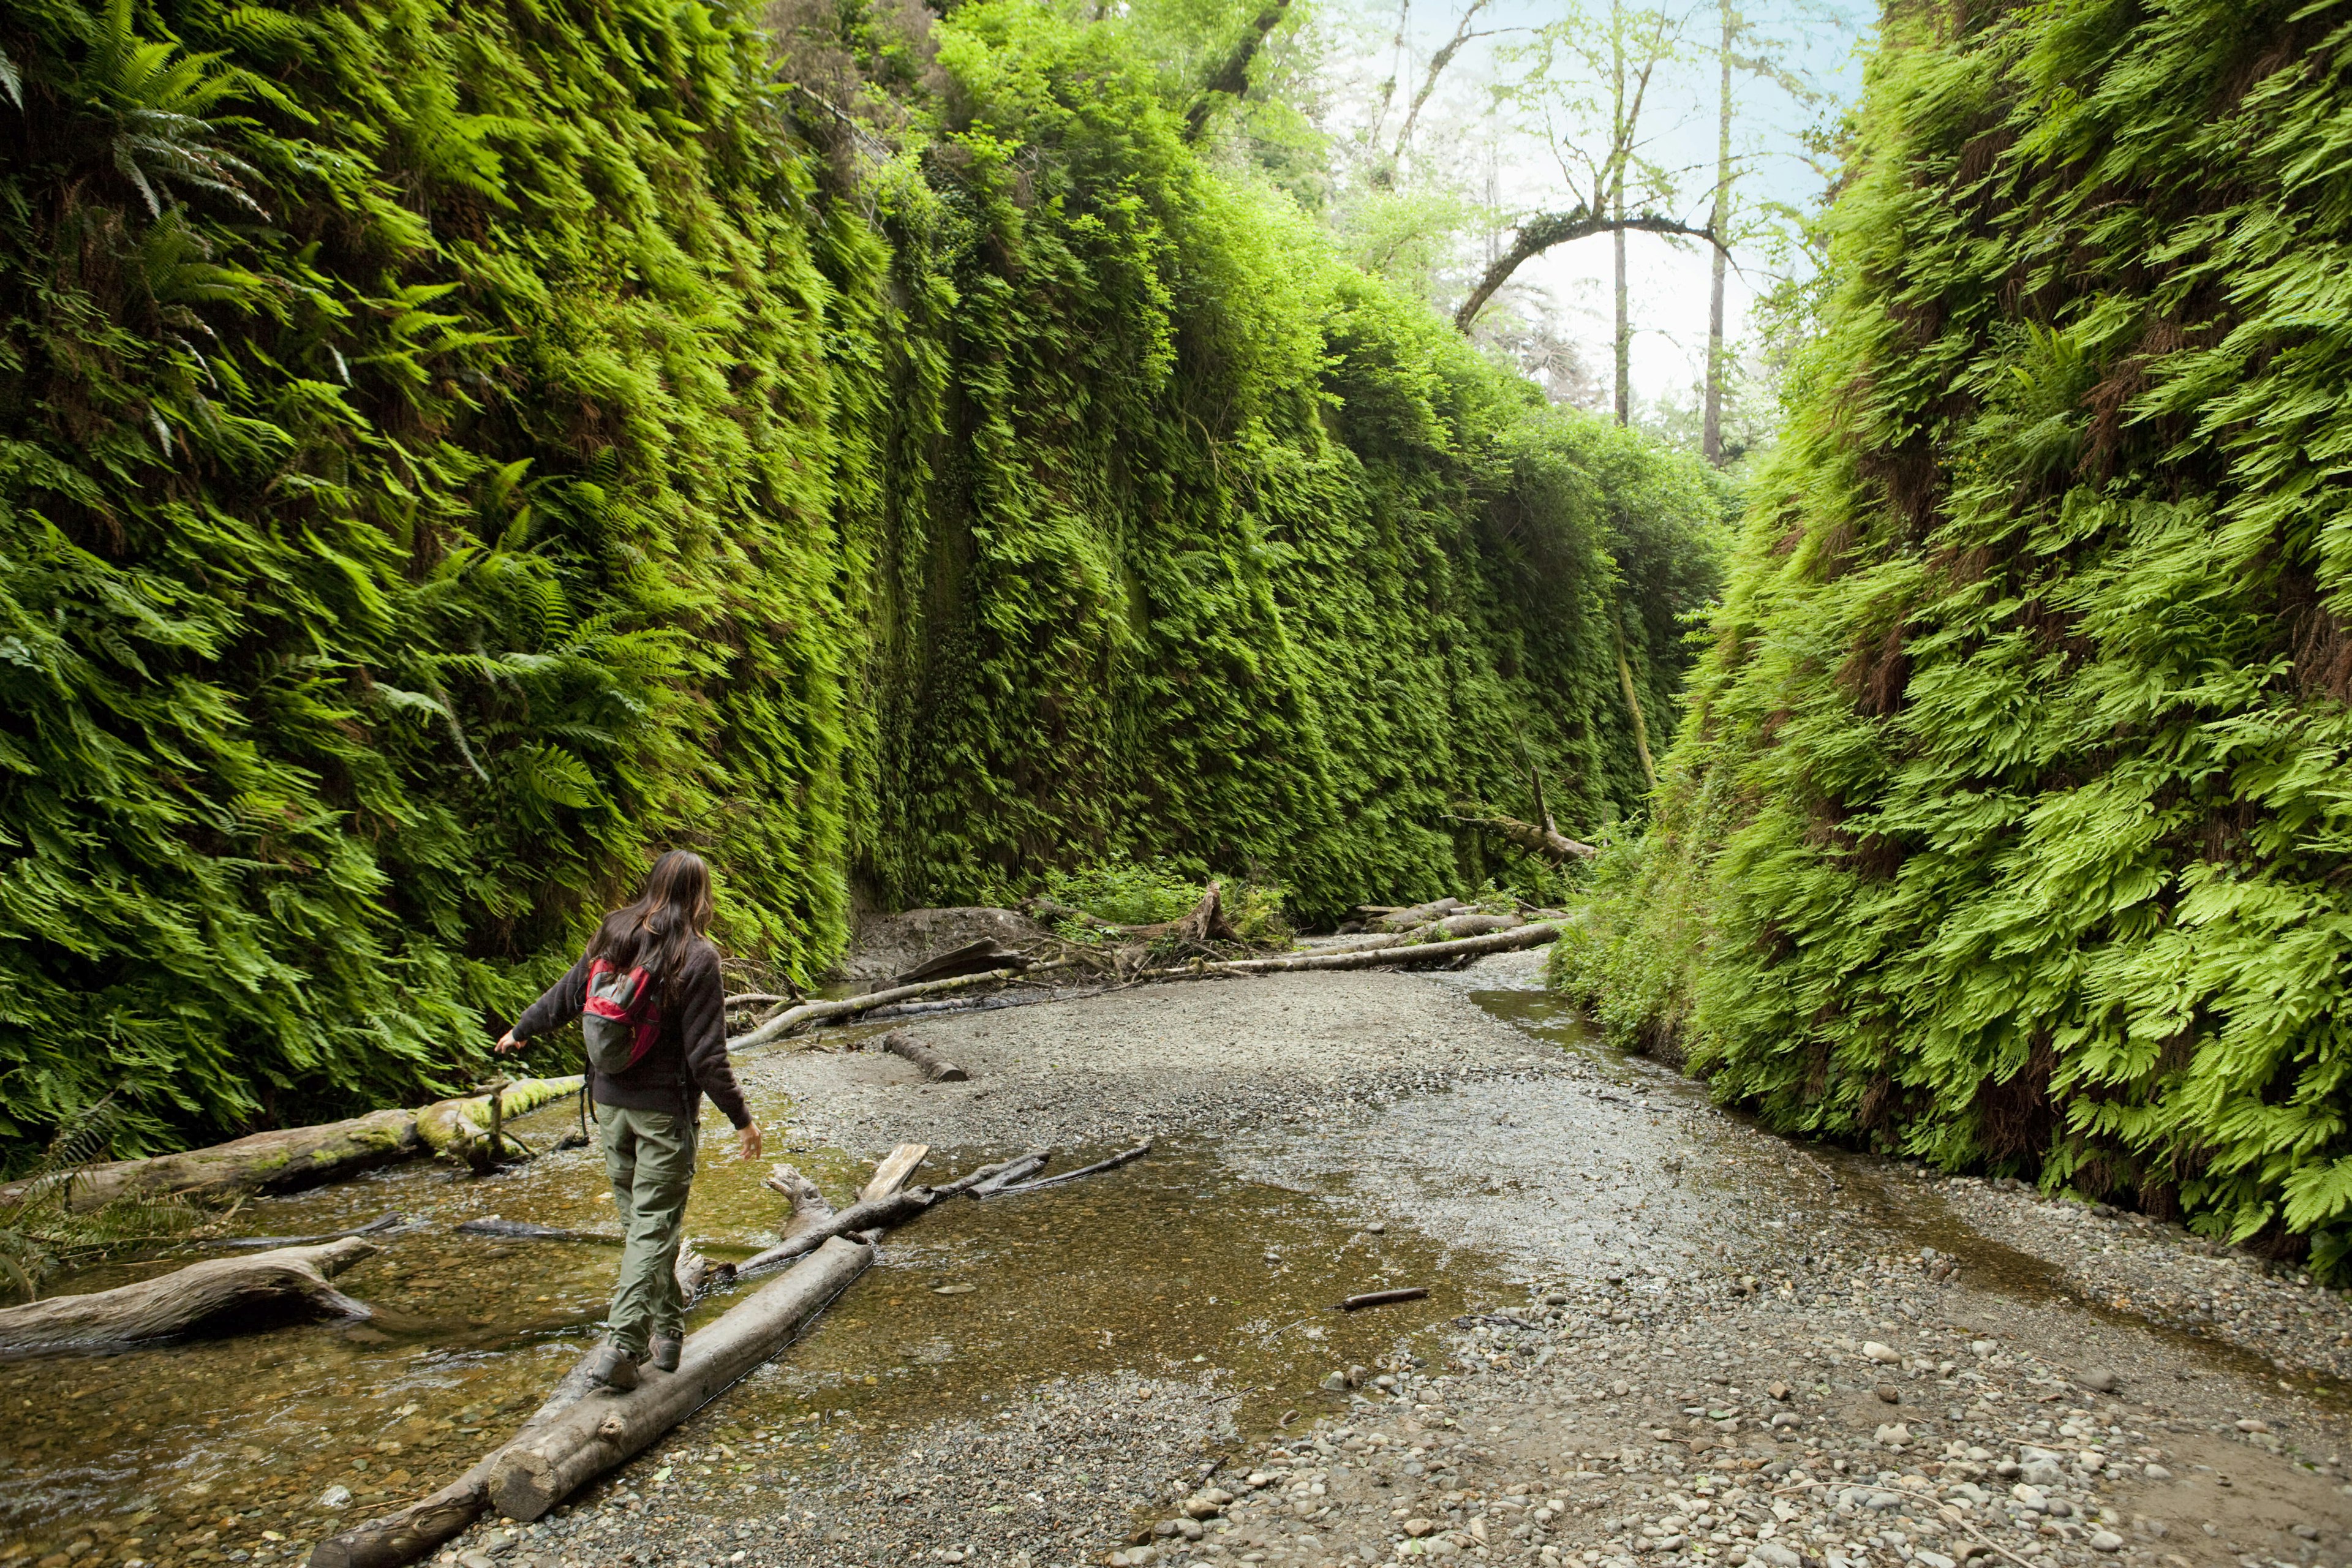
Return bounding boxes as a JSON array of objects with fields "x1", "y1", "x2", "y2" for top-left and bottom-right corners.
[
  {"x1": 1703, "y1": 0, "x2": 1733, "y2": 461},
  {"x1": 1460, "y1": 2, "x2": 1714, "y2": 344}
]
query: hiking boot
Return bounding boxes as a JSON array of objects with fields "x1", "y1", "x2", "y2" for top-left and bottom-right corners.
[
  {"x1": 591, "y1": 1341, "x2": 641, "y2": 1391},
  {"x1": 649, "y1": 1334, "x2": 682, "y2": 1373}
]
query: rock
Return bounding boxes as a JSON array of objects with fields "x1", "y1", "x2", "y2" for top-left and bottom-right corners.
[
  {"x1": 1770, "y1": 1412, "x2": 1801, "y2": 1429},
  {"x1": 2141, "y1": 1464, "x2": 2171, "y2": 1480},
  {"x1": 316, "y1": 1486, "x2": 352, "y2": 1510},
  {"x1": 1404, "y1": 1519, "x2": 1435, "y2": 1538},
  {"x1": 1863, "y1": 1342, "x2": 1900, "y2": 1363},
  {"x1": 1176, "y1": 1520, "x2": 1204, "y2": 1542},
  {"x1": 1875, "y1": 1385, "x2": 1902, "y2": 1404},
  {"x1": 1969, "y1": 1341, "x2": 1996, "y2": 1356},
  {"x1": 1657, "y1": 1535, "x2": 1687, "y2": 1552},
  {"x1": 2020, "y1": 1460, "x2": 2064, "y2": 1486},
  {"x1": 1916, "y1": 1553, "x2": 1955, "y2": 1568},
  {"x1": 1872, "y1": 1422, "x2": 1912, "y2": 1446},
  {"x1": 1768, "y1": 1382, "x2": 1791, "y2": 1401},
  {"x1": 2076, "y1": 1370, "x2": 2118, "y2": 1393},
  {"x1": 2235, "y1": 1419, "x2": 2269, "y2": 1433},
  {"x1": 2087, "y1": 1532, "x2": 2124, "y2": 1553},
  {"x1": 1368, "y1": 1221, "x2": 1387, "y2": 1234},
  {"x1": 458, "y1": 1555, "x2": 496, "y2": 1568},
  {"x1": 1183, "y1": 1497, "x2": 1222, "y2": 1520},
  {"x1": 1347, "y1": 1364, "x2": 1370, "y2": 1388},
  {"x1": 1751, "y1": 1545, "x2": 1802, "y2": 1568},
  {"x1": 1321, "y1": 1371, "x2": 1348, "y2": 1391}
]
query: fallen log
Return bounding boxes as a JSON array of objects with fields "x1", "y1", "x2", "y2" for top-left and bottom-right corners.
[
  {"x1": 1159, "y1": 922, "x2": 1561, "y2": 977},
  {"x1": 0, "y1": 1109, "x2": 424, "y2": 1214},
  {"x1": 729, "y1": 963, "x2": 1074, "y2": 1051},
  {"x1": 0, "y1": 1238, "x2": 378, "y2": 1355},
  {"x1": 309, "y1": 1345, "x2": 605, "y2": 1568},
  {"x1": 1446, "y1": 802, "x2": 1597, "y2": 862},
  {"x1": 1371, "y1": 897, "x2": 1467, "y2": 930},
  {"x1": 986, "y1": 1142, "x2": 1150, "y2": 1196},
  {"x1": 859, "y1": 1144, "x2": 931, "y2": 1203},
  {"x1": 879, "y1": 1030, "x2": 968, "y2": 1082},
  {"x1": 415, "y1": 1077, "x2": 584, "y2": 1163},
  {"x1": 488, "y1": 1237, "x2": 873, "y2": 1520}
]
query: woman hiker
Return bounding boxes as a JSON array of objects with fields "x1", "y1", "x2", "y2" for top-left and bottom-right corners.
[{"x1": 494, "y1": 849, "x2": 764, "y2": 1390}]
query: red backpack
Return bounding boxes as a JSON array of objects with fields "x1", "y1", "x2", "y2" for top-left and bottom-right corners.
[{"x1": 582, "y1": 958, "x2": 663, "y2": 1074}]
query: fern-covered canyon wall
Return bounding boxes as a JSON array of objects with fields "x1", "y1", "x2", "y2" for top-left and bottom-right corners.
[
  {"x1": 1552, "y1": 0, "x2": 2352, "y2": 1272},
  {"x1": 0, "y1": 0, "x2": 1719, "y2": 1161}
]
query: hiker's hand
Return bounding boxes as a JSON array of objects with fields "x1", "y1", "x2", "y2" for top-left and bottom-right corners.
[
  {"x1": 493, "y1": 1029, "x2": 522, "y2": 1055},
  {"x1": 737, "y1": 1121, "x2": 764, "y2": 1161}
]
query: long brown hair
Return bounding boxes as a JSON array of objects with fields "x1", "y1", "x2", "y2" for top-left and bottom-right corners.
[{"x1": 587, "y1": 850, "x2": 714, "y2": 1000}]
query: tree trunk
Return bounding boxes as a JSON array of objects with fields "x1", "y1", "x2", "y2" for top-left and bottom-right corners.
[
  {"x1": 880, "y1": 1030, "x2": 968, "y2": 1082},
  {"x1": 487, "y1": 1238, "x2": 874, "y2": 1521},
  {"x1": 1611, "y1": 2, "x2": 1632, "y2": 427},
  {"x1": 0, "y1": 1238, "x2": 378, "y2": 1356},
  {"x1": 1614, "y1": 630, "x2": 1660, "y2": 791},
  {"x1": 1372, "y1": 897, "x2": 1468, "y2": 930},
  {"x1": 1161, "y1": 922, "x2": 1559, "y2": 976},
  {"x1": 1, "y1": 1110, "x2": 424, "y2": 1213},
  {"x1": 1703, "y1": 0, "x2": 1733, "y2": 466}
]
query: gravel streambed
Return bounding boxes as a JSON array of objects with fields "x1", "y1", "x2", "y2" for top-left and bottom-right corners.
[{"x1": 420, "y1": 963, "x2": 2351, "y2": 1568}]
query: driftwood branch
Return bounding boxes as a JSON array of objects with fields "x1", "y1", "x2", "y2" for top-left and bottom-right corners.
[
  {"x1": 0, "y1": 1238, "x2": 377, "y2": 1356},
  {"x1": 956, "y1": 1150, "x2": 1052, "y2": 1196},
  {"x1": 487, "y1": 1238, "x2": 874, "y2": 1521},
  {"x1": 985, "y1": 1142, "x2": 1151, "y2": 1196},
  {"x1": 764, "y1": 1165, "x2": 835, "y2": 1240},
  {"x1": 880, "y1": 1030, "x2": 968, "y2": 1082}
]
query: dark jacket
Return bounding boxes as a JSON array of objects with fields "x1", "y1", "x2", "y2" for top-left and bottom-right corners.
[{"x1": 511, "y1": 937, "x2": 750, "y2": 1130}]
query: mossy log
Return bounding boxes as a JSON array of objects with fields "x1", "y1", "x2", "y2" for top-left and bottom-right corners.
[
  {"x1": 415, "y1": 1077, "x2": 585, "y2": 1161},
  {"x1": 0, "y1": 1111, "x2": 424, "y2": 1214},
  {"x1": 0, "y1": 1238, "x2": 378, "y2": 1355}
]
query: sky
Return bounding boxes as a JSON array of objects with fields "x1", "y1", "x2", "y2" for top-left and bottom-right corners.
[{"x1": 1315, "y1": 0, "x2": 1875, "y2": 410}]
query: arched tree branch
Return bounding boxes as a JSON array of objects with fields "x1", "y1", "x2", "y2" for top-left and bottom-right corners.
[
  {"x1": 1183, "y1": 0, "x2": 1293, "y2": 143},
  {"x1": 1453, "y1": 209, "x2": 1719, "y2": 333}
]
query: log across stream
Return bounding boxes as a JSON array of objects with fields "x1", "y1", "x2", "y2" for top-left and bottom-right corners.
[{"x1": 0, "y1": 1069, "x2": 1505, "y2": 1568}]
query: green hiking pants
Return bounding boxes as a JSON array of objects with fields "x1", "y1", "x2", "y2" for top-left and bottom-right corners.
[{"x1": 593, "y1": 1102, "x2": 698, "y2": 1358}]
